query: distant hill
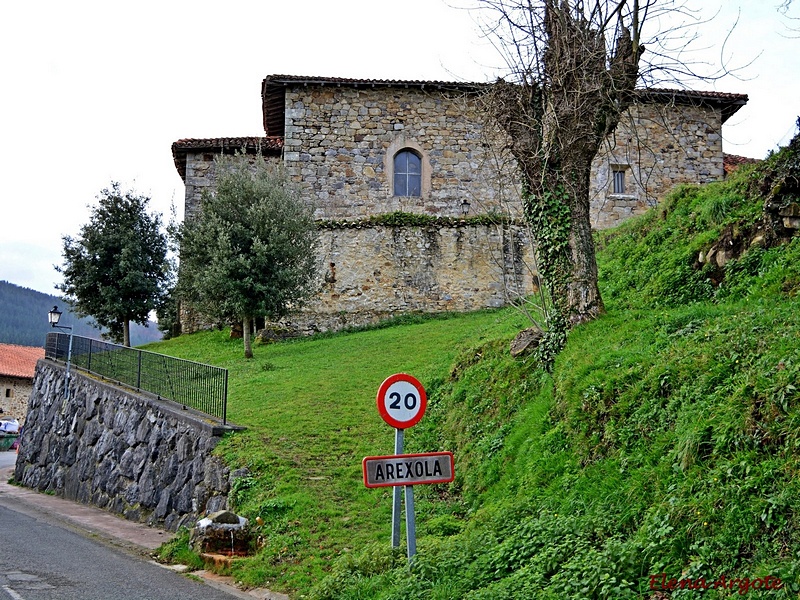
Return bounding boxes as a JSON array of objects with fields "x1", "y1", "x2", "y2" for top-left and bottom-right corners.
[{"x1": 0, "y1": 280, "x2": 163, "y2": 348}]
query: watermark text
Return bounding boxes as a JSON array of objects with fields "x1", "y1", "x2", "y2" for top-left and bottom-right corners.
[{"x1": 648, "y1": 573, "x2": 783, "y2": 595}]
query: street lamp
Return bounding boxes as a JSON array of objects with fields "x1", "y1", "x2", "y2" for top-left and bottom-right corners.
[
  {"x1": 48, "y1": 306, "x2": 74, "y2": 400},
  {"x1": 460, "y1": 199, "x2": 471, "y2": 216}
]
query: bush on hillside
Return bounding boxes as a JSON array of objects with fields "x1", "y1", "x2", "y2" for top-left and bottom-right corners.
[{"x1": 598, "y1": 128, "x2": 800, "y2": 311}]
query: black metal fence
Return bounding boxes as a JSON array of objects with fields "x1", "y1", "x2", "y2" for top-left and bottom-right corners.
[{"x1": 45, "y1": 332, "x2": 228, "y2": 424}]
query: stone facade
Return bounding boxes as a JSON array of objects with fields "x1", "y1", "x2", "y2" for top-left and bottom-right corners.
[
  {"x1": 15, "y1": 361, "x2": 236, "y2": 531},
  {"x1": 291, "y1": 222, "x2": 535, "y2": 333},
  {"x1": 171, "y1": 76, "x2": 747, "y2": 333},
  {"x1": 0, "y1": 376, "x2": 33, "y2": 424},
  {"x1": 280, "y1": 84, "x2": 520, "y2": 220},
  {"x1": 0, "y1": 343, "x2": 45, "y2": 424},
  {"x1": 176, "y1": 137, "x2": 284, "y2": 220},
  {"x1": 589, "y1": 95, "x2": 734, "y2": 229}
]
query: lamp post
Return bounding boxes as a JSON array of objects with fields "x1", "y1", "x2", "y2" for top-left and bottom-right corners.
[{"x1": 48, "y1": 306, "x2": 73, "y2": 400}]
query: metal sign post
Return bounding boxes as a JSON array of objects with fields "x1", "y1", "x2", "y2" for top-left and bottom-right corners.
[
  {"x1": 405, "y1": 482, "x2": 416, "y2": 557},
  {"x1": 365, "y1": 374, "x2": 454, "y2": 560},
  {"x1": 391, "y1": 427, "x2": 403, "y2": 548}
]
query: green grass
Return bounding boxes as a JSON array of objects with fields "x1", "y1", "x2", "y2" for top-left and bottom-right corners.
[
  {"x1": 147, "y1": 137, "x2": 800, "y2": 598},
  {"x1": 146, "y1": 310, "x2": 527, "y2": 592}
]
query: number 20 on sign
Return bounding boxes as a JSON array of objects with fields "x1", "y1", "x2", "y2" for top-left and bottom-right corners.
[{"x1": 376, "y1": 373, "x2": 427, "y2": 429}]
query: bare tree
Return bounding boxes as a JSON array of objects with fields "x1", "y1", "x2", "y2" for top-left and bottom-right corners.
[
  {"x1": 458, "y1": 0, "x2": 759, "y2": 368},
  {"x1": 475, "y1": 0, "x2": 652, "y2": 338}
]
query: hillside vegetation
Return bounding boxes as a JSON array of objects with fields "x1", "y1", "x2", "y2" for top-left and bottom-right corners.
[
  {"x1": 0, "y1": 280, "x2": 162, "y2": 347},
  {"x1": 152, "y1": 133, "x2": 800, "y2": 599}
]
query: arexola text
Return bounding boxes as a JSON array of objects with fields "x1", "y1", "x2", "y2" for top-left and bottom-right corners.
[{"x1": 373, "y1": 459, "x2": 443, "y2": 482}]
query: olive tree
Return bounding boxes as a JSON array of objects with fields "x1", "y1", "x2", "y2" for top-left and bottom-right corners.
[
  {"x1": 57, "y1": 183, "x2": 171, "y2": 346},
  {"x1": 177, "y1": 153, "x2": 320, "y2": 358}
]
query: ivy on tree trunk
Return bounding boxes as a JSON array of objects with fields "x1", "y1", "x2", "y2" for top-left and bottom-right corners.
[{"x1": 482, "y1": 0, "x2": 643, "y2": 350}]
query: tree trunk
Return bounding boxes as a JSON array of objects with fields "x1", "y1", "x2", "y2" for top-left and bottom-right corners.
[
  {"x1": 123, "y1": 319, "x2": 131, "y2": 347},
  {"x1": 564, "y1": 160, "x2": 605, "y2": 325},
  {"x1": 243, "y1": 315, "x2": 253, "y2": 359}
]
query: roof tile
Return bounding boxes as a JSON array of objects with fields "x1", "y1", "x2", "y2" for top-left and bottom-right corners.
[{"x1": 0, "y1": 344, "x2": 45, "y2": 379}]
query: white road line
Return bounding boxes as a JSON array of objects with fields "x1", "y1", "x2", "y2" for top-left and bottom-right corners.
[{"x1": 2, "y1": 586, "x2": 25, "y2": 600}]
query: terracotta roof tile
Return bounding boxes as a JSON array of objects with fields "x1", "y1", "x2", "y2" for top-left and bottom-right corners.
[
  {"x1": 261, "y1": 75, "x2": 749, "y2": 104},
  {"x1": 171, "y1": 136, "x2": 283, "y2": 151},
  {"x1": 171, "y1": 136, "x2": 283, "y2": 180},
  {"x1": 724, "y1": 153, "x2": 760, "y2": 175},
  {"x1": 263, "y1": 74, "x2": 483, "y2": 89},
  {"x1": 0, "y1": 344, "x2": 44, "y2": 379}
]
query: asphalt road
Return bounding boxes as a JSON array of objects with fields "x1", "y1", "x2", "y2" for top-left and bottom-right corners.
[
  {"x1": 0, "y1": 501, "x2": 248, "y2": 600},
  {"x1": 0, "y1": 451, "x2": 15, "y2": 471},
  {"x1": 0, "y1": 450, "x2": 257, "y2": 600}
]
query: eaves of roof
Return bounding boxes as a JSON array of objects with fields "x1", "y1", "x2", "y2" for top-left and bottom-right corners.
[
  {"x1": 262, "y1": 74, "x2": 484, "y2": 90},
  {"x1": 261, "y1": 74, "x2": 748, "y2": 134},
  {"x1": 636, "y1": 88, "x2": 749, "y2": 124},
  {"x1": 171, "y1": 137, "x2": 283, "y2": 181}
]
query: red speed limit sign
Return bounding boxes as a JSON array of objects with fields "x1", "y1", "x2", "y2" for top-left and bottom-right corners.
[{"x1": 376, "y1": 373, "x2": 427, "y2": 429}]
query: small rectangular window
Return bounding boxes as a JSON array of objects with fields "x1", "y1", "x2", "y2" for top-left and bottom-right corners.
[
  {"x1": 613, "y1": 169, "x2": 626, "y2": 195},
  {"x1": 4, "y1": 388, "x2": 12, "y2": 398}
]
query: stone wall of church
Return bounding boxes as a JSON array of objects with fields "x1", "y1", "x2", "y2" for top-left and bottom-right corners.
[
  {"x1": 590, "y1": 102, "x2": 725, "y2": 229},
  {"x1": 281, "y1": 84, "x2": 521, "y2": 220},
  {"x1": 182, "y1": 151, "x2": 219, "y2": 220},
  {"x1": 178, "y1": 87, "x2": 727, "y2": 334},
  {"x1": 284, "y1": 221, "x2": 537, "y2": 334},
  {"x1": 183, "y1": 89, "x2": 726, "y2": 231}
]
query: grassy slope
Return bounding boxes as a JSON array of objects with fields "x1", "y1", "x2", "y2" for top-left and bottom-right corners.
[
  {"x1": 149, "y1": 311, "x2": 528, "y2": 592},
  {"x1": 152, "y1": 140, "x2": 800, "y2": 598}
]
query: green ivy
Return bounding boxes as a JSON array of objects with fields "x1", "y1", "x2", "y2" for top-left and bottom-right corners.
[
  {"x1": 523, "y1": 186, "x2": 573, "y2": 368},
  {"x1": 315, "y1": 211, "x2": 521, "y2": 230}
]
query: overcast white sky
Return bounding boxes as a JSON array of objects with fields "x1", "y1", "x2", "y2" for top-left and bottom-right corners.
[{"x1": 2, "y1": 0, "x2": 798, "y2": 295}]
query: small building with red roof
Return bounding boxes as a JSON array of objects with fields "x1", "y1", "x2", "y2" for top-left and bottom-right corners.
[{"x1": 0, "y1": 343, "x2": 45, "y2": 424}]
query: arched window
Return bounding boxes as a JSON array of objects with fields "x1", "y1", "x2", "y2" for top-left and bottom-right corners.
[{"x1": 393, "y1": 150, "x2": 422, "y2": 197}]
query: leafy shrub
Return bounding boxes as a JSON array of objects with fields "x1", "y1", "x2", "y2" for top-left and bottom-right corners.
[{"x1": 155, "y1": 528, "x2": 205, "y2": 570}]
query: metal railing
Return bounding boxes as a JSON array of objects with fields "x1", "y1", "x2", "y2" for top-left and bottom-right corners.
[{"x1": 45, "y1": 332, "x2": 229, "y2": 424}]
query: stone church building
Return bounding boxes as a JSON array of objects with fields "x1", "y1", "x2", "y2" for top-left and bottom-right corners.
[{"x1": 172, "y1": 75, "x2": 747, "y2": 333}]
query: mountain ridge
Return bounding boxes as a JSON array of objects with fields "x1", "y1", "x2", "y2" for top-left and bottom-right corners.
[{"x1": 0, "y1": 280, "x2": 162, "y2": 348}]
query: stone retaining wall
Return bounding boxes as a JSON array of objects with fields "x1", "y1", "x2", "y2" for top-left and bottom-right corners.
[
  {"x1": 182, "y1": 221, "x2": 539, "y2": 335},
  {"x1": 14, "y1": 361, "x2": 236, "y2": 531},
  {"x1": 294, "y1": 222, "x2": 536, "y2": 333}
]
